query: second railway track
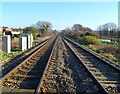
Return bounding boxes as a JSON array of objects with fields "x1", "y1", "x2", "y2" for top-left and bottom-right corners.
[{"x1": 62, "y1": 36, "x2": 120, "y2": 94}]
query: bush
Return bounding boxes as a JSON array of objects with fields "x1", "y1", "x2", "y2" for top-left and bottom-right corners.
[
  {"x1": 86, "y1": 45, "x2": 97, "y2": 51},
  {"x1": 32, "y1": 33, "x2": 37, "y2": 40},
  {"x1": 14, "y1": 34, "x2": 20, "y2": 38},
  {"x1": 5, "y1": 31, "x2": 12, "y2": 37},
  {"x1": 23, "y1": 27, "x2": 39, "y2": 40},
  {"x1": 100, "y1": 45, "x2": 117, "y2": 54},
  {"x1": 78, "y1": 36, "x2": 102, "y2": 45},
  {"x1": 117, "y1": 45, "x2": 120, "y2": 53},
  {"x1": 85, "y1": 32, "x2": 98, "y2": 37},
  {"x1": 101, "y1": 53, "x2": 117, "y2": 61}
]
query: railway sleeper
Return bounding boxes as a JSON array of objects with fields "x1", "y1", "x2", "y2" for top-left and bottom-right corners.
[
  {"x1": 18, "y1": 68, "x2": 31, "y2": 73},
  {"x1": 100, "y1": 81, "x2": 120, "y2": 84},
  {"x1": 92, "y1": 71, "x2": 120, "y2": 75},
  {"x1": 11, "y1": 74, "x2": 40, "y2": 79},
  {"x1": 5, "y1": 80, "x2": 36, "y2": 84},
  {"x1": 27, "y1": 70, "x2": 42, "y2": 74},
  {"x1": 41, "y1": 89, "x2": 56, "y2": 93},
  {"x1": 96, "y1": 76, "x2": 107, "y2": 80},
  {"x1": 26, "y1": 61, "x2": 36, "y2": 66},
  {"x1": 28, "y1": 59, "x2": 38, "y2": 63},
  {"x1": 3, "y1": 87, "x2": 35, "y2": 94},
  {"x1": 24, "y1": 64, "x2": 34, "y2": 68},
  {"x1": 21, "y1": 65, "x2": 33, "y2": 70},
  {"x1": 20, "y1": 66, "x2": 31, "y2": 71},
  {"x1": 87, "y1": 67, "x2": 97, "y2": 70}
]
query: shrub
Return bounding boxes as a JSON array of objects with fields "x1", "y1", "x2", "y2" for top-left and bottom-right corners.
[
  {"x1": 100, "y1": 45, "x2": 117, "y2": 54},
  {"x1": 117, "y1": 45, "x2": 120, "y2": 53},
  {"x1": 32, "y1": 33, "x2": 37, "y2": 40},
  {"x1": 14, "y1": 34, "x2": 20, "y2": 38},
  {"x1": 85, "y1": 32, "x2": 98, "y2": 37},
  {"x1": 5, "y1": 31, "x2": 12, "y2": 37},
  {"x1": 78, "y1": 36, "x2": 102, "y2": 45},
  {"x1": 101, "y1": 53, "x2": 117, "y2": 61},
  {"x1": 117, "y1": 62, "x2": 120, "y2": 64},
  {"x1": 86, "y1": 45, "x2": 97, "y2": 51}
]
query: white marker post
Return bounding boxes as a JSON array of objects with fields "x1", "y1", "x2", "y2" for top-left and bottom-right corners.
[
  {"x1": 2, "y1": 35, "x2": 11, "y2": 53},
  {"x1": 19, "y1": 37, "x2": 27, "y2": 51}
]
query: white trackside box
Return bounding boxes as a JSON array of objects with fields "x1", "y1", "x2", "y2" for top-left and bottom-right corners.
[
  {"x1": 19, "y1": 37, "x2": 27, "y2": 51},
  {"x1": 21, "y1": 33, "x2": 33, "y2": 48},
  {"x1": 2, "y1": 35, "x2": 11, "y2": 53}
]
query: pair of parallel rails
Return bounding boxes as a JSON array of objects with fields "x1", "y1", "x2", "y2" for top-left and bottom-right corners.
[{"x1": 0, "y1": 35, "x2": 120, "y2": 94}]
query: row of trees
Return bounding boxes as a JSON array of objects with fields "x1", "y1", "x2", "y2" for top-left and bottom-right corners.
[
  {"x1": 4, "y1": 21, "x2": 58, "y2": 40},
  {"x1": 97, "y1": 22, "x2": 120, "y2": 39},
  {"x1": 72, "y1": 24, "x2": 92, "y2": 32},
  {"x1": 61, "y1": 24, "x2": 97, "y2": 38},
  {"x1": 62, "y1": 23, "x2": 120, "y2": 40},
  {"x1": 62, "y1": 22, "x2": 120, "y2": 40},
  {"x1": 23, "y1": 21, "x2": 58, "y2": 40}
]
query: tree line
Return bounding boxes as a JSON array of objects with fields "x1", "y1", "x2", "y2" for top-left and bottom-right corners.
[
  {"x1": 61, "y1": 22, "x2": 120, "y2": 40},
  {"x1": 4, "y1": 21, "x2": 58, "y2": 40},
  {"x1": 23, "y1": 21, "x2": 58, "y2": 40},
  {"x1": 61, "y1": 24, "x2": 97, "y2": 38},
  {"x1": 97, "y1": 22, "x2": 120, "y2": 39}
]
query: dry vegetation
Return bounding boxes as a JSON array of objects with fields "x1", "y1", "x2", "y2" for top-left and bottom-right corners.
[{"x1": 61, "y1": 29, "x2": 120, "y2": 64}]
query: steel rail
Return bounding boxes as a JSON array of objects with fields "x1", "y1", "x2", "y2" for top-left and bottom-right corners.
[
  {"x1": 34, "y1": 36, "x2": 58, "y2": 94},
  {"x1": 63, "y1": 36, "x2": 120, "y2": 72},
  {"x1": 1, "y1": 36, "x2": 53, "y2": 78},
  {"x1": 0, "y1": 37, "x2": 56, "y2": 84},
  {"x1": 62, "y1": 37, "x2": 109, "y2": 94}
]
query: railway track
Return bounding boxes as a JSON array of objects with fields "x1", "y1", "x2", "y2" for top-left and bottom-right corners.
[
  {"x1": 62, "y1": 36, "x2": 120, "y2": 94},
  {"x1": 1, "y1": 35, "x2": 120, "y2": 94},
  {"x1": 35, "y1": 36, "x2": 108, "y2": 93},
  {"x1": 36, "y1": 36, "x2": 79, "y2": 93},
  {"x1": 0, "y1": 36, "x2": 57, "y2": 93},
  {"x1": 1, "y1": 37, "x2": 53, "y2": 77}
]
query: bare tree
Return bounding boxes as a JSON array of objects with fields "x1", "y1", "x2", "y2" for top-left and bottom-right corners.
[
  {"x1": 35, "y1": 21, "x2": 52, "y2": 36},
  {"x1": 97, "y1": 22, "x2": 117, "y2": 39},
  {"x1": 83, "y1": 27, "x2": 92, "y2": 32},
  {"x1": 71, "y1": 24, "x2": 92, "y2": 33},
  {"x1": 97, "y1": 25, "x2": 103, "y2": 38},
  {"x1": 72, "y1": 24, "x2": 83, "y2": 31},
  {"x1": 118, "y1": 28, "x2": 120, "y2": 38}
]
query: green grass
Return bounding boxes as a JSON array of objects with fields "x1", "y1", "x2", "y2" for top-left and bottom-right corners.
[
  {"x1": 11, "y1": 48, "x2": 20, "y2": 51},
  {"x1": 0, "y1": 50, "x2": 22, "y2": 60},
  {"x1": 0, "y1": 52, "x2": 12, "y2": 59},
  {"x1": 11, "y1": 50, "x2": 22, "y2": 54},
  {"x1": 116, "y1": 62, "x2": 120, "y2": 64}
]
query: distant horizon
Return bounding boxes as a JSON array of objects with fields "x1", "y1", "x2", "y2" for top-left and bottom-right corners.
[{"x1": 2, "y1": 2, "x2": 118, "y2": 31}]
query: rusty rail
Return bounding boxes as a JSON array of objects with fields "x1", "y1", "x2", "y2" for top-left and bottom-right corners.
[
  {"x1": 34, "y1": 36, "x2": 58, "y2": 94},
  {"x1": 0, "y1": 36, "x2": 56, "y2": 87},
  {"x1": 63, "y1": 36, "x2": 120, "y2": 72},
  {"x1": 62, "y1": 37, "x2": 109, "y2": 94}
]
